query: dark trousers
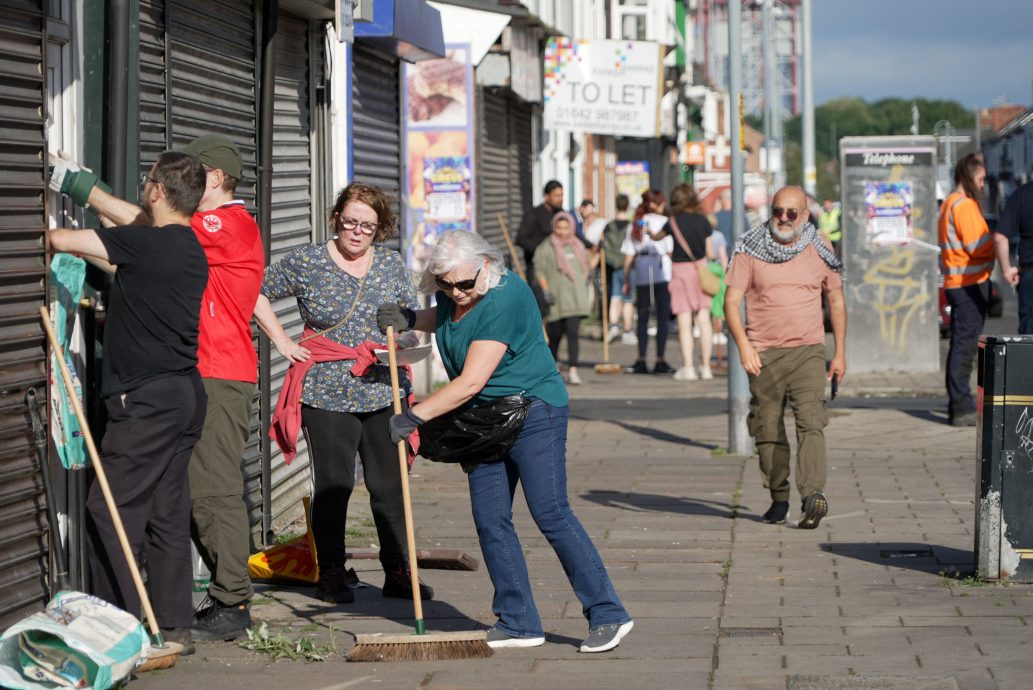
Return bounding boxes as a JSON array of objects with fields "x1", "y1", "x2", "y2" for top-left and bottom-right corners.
[
  {"x1": 87, "y1": 370, "x2": 206, "y2": 629},
  {"x1": 945, "y1": 281, "x2": 988, "y2": 418},
  {"x1": 188, "y1": 378, "x2": 255, "y2": 607},
  {"x1": 300, "y1": 404, "x2": 406, "y2": 572},
  {"x1": 1019, "y1": 268, "x2": 1033, "y2": 335},
  {"x1": 635, "y1": 281, "x2": 671, "y2": 360},
  {"x1": 546, "y1": 316, "x2": 583, "y2": 367}
]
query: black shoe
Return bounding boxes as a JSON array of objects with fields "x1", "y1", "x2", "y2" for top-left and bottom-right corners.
[
  {"x1": 159, "y1": 627, "x2": 196, "y2": 656},
  {"x1": 382, "y1": 563, "x2": 434, "y2": 601},
  {"x1": 631, "y1": 360, "x2": 649, "y2": 374},
  {"x1": 950, "y1": 411, "x2": 978, "y2": 427},
  {"x1": 191, "y1": 599, "x2": 253, "y2": 642},
  {"x1": 798, "y1": 490, "x2": 828, "y2": 529},
  {"x1": 761, "y1": 500, "x2": 789, "y2": 524},
  {"x1": 652, "y1": 360, "x2": 675, "y2": 375},
  {"x1": 315, "y1": 564, "x2": 356, "y2": 603}
]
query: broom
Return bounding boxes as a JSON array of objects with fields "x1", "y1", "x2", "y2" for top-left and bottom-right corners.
[
  {"x1": 40, "y1": 307, "x2": 183, "y2": 672},
  {"x1": 347, "y1": 325, "x2": 492, "y2": 662},
  {"x1": 594, "y1": 249, "x2": 622, "y2": 375}
]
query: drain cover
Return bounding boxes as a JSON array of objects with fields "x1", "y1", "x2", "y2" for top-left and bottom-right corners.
[
  {"x1": 880, "y1": 549, "x2": 934, "y2": 559},
  {"x1": 719, "y1": 627, "x2": 782, "y2": 638}
]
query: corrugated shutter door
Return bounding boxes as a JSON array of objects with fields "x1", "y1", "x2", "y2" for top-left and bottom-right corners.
[
  {"x1": 0, "y1": 0, "x2": 50, "y2": 629},
  {"x1": 508, "y1": 97, "x2": 533, "y2": 254},
  {"x1": 477, "y1": 88, "x2": 509, "y2": 258},
  {"x1": 265, "y1": 11, "x2": 313, "y2": 530},
  {"x1": 352, "y1": 44, "x2": 401, "y2": 249},
  {"x1": 137, "y1": 0, "x2": 267, "y2": 539}
]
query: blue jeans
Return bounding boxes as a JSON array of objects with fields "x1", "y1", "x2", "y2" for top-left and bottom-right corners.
[
  {"x1": 467, "y1": 400, "x2": 630, "y2": 637},
  {"x1": 1019, "y1": 268, "x2": 1033, "y2": 335}
]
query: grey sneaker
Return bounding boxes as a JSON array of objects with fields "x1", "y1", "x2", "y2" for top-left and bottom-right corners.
[
  {"x1": 798, "y1": 490, "x2": 828, "y2": 529},
  {"x1": 579, "y1": 620, "x2": 634, "y2": 653},
  {"x1": 485, "y1": 627, "x2": 545, "y2": 649}
]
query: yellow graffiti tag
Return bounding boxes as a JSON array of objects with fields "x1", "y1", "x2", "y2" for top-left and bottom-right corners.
[{"x1": 861, "y1": 247, "x2": 931, "y2": 350}]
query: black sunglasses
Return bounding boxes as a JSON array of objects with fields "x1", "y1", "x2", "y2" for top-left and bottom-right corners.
[
  {"x1": 435, "y1": 267, "x2": 482, "y2": 292},
  {"x1": 771, "y1": 207, "x2": 801, "y2": 221}
]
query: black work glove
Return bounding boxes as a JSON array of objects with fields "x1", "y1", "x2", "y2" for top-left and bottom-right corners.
[
  {"x1": 377, "y1": 302, "x2": 416, "y2": 334},
  {"x1": 542, "y1": 289, "x2": 556, "y2": 306},
  {"x1": 389, "y1": 407, "x2": 425, "y2": 445}
]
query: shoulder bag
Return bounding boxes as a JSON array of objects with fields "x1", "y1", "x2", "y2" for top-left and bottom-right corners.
[
  {"x1": 669, "y1": 215, "x2": 721, "y2": 296},
  {"x1": 417, "y1": 395, "x2": 531, "y2": 467}
]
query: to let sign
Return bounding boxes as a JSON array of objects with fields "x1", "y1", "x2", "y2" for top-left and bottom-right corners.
[{"x1": 543, "y1": 38, "x2": 663, "y2": 138}]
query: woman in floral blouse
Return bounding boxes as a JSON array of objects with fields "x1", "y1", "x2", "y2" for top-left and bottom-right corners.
[{"x1": 253, "y1": 183, "x2": 430, "y2": 604}]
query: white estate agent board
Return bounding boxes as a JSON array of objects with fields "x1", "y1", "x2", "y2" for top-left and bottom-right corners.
[{"x1": 543, "y1": 37, "x2": 663, "y2": 138}]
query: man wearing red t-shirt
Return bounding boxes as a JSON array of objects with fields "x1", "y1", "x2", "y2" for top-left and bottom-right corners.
[
  {"x1": 724, "y1": 186, "x2": 846, "y2": 531},
  {"x1": 51, "y1": 135, "x2": 264, "y2": 642}
]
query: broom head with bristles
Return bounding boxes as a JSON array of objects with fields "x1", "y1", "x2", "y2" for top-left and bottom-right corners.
[
  {"x1": 135, "y1": 640, "x2": 182, "y2": 672},
  {"x1": 594, "y1": 362, "x2": 623, "y2": 375},
  {"x1": 347, "y1": 631, "x2": 493, "y2": 662}
]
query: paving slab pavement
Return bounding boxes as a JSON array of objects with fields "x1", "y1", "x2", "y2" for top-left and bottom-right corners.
[{"x1": 127, "y1": 333, "x2": 1033, "y2": 690}]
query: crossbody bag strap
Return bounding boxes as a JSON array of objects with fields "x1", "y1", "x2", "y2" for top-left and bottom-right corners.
[
  {"x1": 668, "y1": 215, "x2": 697, "y2": 261},
  {"x1": 299, "y1": 249, "x2": 373, "y2": 343}
]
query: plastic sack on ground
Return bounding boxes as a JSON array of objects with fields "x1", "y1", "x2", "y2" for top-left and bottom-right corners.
[
  {"x1": 248, "y1": 496, "x2": 319, "y2": 584},
  {"x1": 0, "y1": 591, "x2": 149, "y2": 690}
]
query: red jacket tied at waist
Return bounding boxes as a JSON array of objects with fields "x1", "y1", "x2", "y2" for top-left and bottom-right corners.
[{"x1": 269, "y1": 328, "x2": 416, "y2": 464}]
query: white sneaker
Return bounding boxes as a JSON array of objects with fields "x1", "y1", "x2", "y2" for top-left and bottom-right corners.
[
  {"x1": 647, "y1": 325, "x2": 657, "y2": 336},
  {"x1": 673, "y1": 367, "x2": 698, "y2": 381},
  {"x1": 607, "y1": 325, "x2": 621, "y2": 343},
  {"x1": 486, "y1": 628, "x2": 546, "y2": 649},
  {"x1": 700, "y1": 366, "x2": 713, "y2": 380},
  {"x1": 713, "y1": 332, "x2": 728, "y2": 345},
  {"x1": 621, "y1": 331, "x2": 638, "y2": 345},
  {"x1": 692, "y1": 326, "x2": 701, "y2": 338},
  {"x1": 567, "y1": 370, "x2": 582, "y2": 385}
]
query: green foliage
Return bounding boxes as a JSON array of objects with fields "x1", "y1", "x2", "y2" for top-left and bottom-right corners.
[
  {"x1": 780, "y1": 97, "x2": 973, "y2": 201},
  {"x1": 238, "y1": 622, "x2": 338, "y2": 662}
]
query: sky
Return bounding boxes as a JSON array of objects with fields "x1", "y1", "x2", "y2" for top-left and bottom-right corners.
[{"x1": 811, "y1": 0, "x2": 1033, "y2": 109}]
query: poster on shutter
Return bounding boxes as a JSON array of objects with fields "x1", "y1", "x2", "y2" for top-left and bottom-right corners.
[
  {"x1": 615, "y1": 161, "x2": 650, "y2": 211},
  {"x1": 403, "y1": 44, "x2": 475, "y2": 273},
  {"x1": 543, "y1": 37, "x2": 663, "y2": 138}
]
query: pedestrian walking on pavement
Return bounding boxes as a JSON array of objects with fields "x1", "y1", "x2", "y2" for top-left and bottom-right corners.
[
  {"x1": 646, "y1": 183, "x2": 716, "y2": 381},
  {"x1": 254, "y1": 182, "x2": 433, "y2": 606},
  {"x1": 54, "y1": 135, "x2": 267, "y2": 642},
  {"x1": 535, "y1": 212, "x2": 599, "y2": 385},
  {"x1": 993, "y1": 179, "x2": 1028, "y2": 331},
  {"x1": 938, "y1": 154, "x2": 1016, "y2": 426},
  {"x1": 515, "y1": 180, "x2": 564, "y2": 317},
  {"x1": 724, "y1": 186, "x2": 846, "y2": 529},
  {"x1": 377, "y1": 230, "x2": 634, "y2": 654},
  {"x1": 594, "y1": 193, "x2": 636, "y2": 344},
  {"x1": 623, "y1": 189, "x2": 674, "y2": 374},
  {"x1": 49, "y1": 151, "x2": 210, "y2": 651}
]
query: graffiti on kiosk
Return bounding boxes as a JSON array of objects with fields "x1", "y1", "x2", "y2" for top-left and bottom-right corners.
[{"x1": 856, "y1": 247, "x2": 931, "y2": 351}]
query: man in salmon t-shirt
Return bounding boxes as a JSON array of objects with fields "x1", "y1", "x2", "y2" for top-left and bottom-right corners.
[
  {"x1": 51, "y1": 135, "x2": 264, "y2": 642},
  {"x1": 724, "y1": 186, "x2": 846, "y2": 530}
]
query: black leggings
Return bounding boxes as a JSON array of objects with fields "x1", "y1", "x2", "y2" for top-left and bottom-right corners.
[
  {"x1": 636, "y1": 281, "x2": 670, "y2": 360},
  {"x1": 547, "y1": 316, "x2": 583, "y2": 367},
  {"x1": 301, "y1": 404, "x2": 406, "y2": 572}
]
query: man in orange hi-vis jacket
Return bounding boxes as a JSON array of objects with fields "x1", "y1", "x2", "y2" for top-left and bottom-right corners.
[{"x1": 938, "y1": 153, "x2": 1017, "y2": 427}]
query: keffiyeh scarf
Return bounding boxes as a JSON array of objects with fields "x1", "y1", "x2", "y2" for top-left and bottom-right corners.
[{"x1": 734, "y1": 220, "x2": 843, "y2": 273}]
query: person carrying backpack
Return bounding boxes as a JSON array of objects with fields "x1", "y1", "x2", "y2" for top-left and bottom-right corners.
[{"x1": 593, "y1": 194, "x2": 636, "y2": 343}]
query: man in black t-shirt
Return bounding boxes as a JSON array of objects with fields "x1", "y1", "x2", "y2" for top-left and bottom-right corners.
[
  {"x1": 997, "y1": 180, "x2": 1032, "y2": 332},
  {"x1": 49, "y1": 151, "x2": 208, "y2": 650}
]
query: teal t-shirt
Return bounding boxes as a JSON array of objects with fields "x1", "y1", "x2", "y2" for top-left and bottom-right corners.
[{"x1": 435, "y1": 274, "x2": 568, "y2": 408}]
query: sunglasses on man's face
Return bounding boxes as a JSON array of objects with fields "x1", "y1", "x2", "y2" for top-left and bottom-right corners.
[
  {"x1": 771, "y1": 207, "x2": 801, "y2": 221},
  {"x1": 435, "y1": 267, "x2": 482, "y2": 292}
]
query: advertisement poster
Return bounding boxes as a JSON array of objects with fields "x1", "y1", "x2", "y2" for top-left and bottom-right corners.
[
  {"x1": 615, "y1": 161, "x2": 650, "y2": 210},
  {"x1": 864, "y1": 181, "x2": 913, "y2": 247},
  {"x1": 403, "y1": 44, "x2": 475, "y2": 272},
  {"x1": 543, "y1": 37, "x2": 662, "y2": 137}
]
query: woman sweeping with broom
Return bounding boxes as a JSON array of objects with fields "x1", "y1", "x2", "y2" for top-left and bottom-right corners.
[{"x1": 377, "y1": 230, "x2": 634, "y2": 653}]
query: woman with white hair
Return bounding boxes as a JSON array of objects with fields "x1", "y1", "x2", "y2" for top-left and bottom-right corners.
[{"x1": 376, "y1": 230, "x2": 633, "y2": 654}]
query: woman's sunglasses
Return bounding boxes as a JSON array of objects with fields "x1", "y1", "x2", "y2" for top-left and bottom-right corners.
[
  {"x1": 435, "y1": 267, "x2": 482, "y2": 292},
  {"x1": 771, "y1": 207, "x2": 801, "y2": 221}
]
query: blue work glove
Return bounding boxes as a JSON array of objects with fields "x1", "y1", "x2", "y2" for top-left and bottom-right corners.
[
  {"x1": 388, "y1": 407, "x2": 425, "y2": 445},
  {"x1": 376, "y1": 302, "x2": 416, "y2": 334},
  {"x1": 48, "y1": 152, "x2": 112, "y2": 207}
]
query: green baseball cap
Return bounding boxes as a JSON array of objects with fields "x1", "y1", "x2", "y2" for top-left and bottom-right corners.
[{"x1": 182, "y1": 134, "x2": 243, "y2": 179}]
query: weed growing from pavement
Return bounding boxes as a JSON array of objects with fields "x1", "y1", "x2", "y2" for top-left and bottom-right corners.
[
  {"x1": 937, "y1": 569, "x2": 1013, "y2": 588},
  {"x1": 238, "y1": 622, "x2": 338, "y2": 661},
  {"x1": 711, "y1": 447, "x2": 729, "y2": 457},
  {"x1": 274, "y1": 532, "x2": 300, "y2": 544}
]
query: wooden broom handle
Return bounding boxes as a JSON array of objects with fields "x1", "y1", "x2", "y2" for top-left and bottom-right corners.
[
  {"x1": 386, "y1": 326, "x2": 424, "y2": 623},
  {"x1": 39, "y1": 306, "x2": 162, "y2": 637},
  {"x1": 599, "y1": 249, "x2": 610, "y2": 364},
  {"x1": 497, "y1": 213, "x2": 526, "y2": 282}
]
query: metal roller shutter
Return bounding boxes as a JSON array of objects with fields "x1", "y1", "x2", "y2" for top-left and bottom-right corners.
[
  {"x1": 264, "y1": 10, "x2": 314, "y2": 531},
  {"x1": 352, "y1": 44, "x2": 401, "y2": 249},
  {"x1": 477, "y1": 88, "x2": 509, "y2": 258},
  {"x1": 508, "y1": 97, "x2": 533, "y2": 254},
  {"x1": 0, "y1": 0, "x2": 50, "y2": 630}
]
